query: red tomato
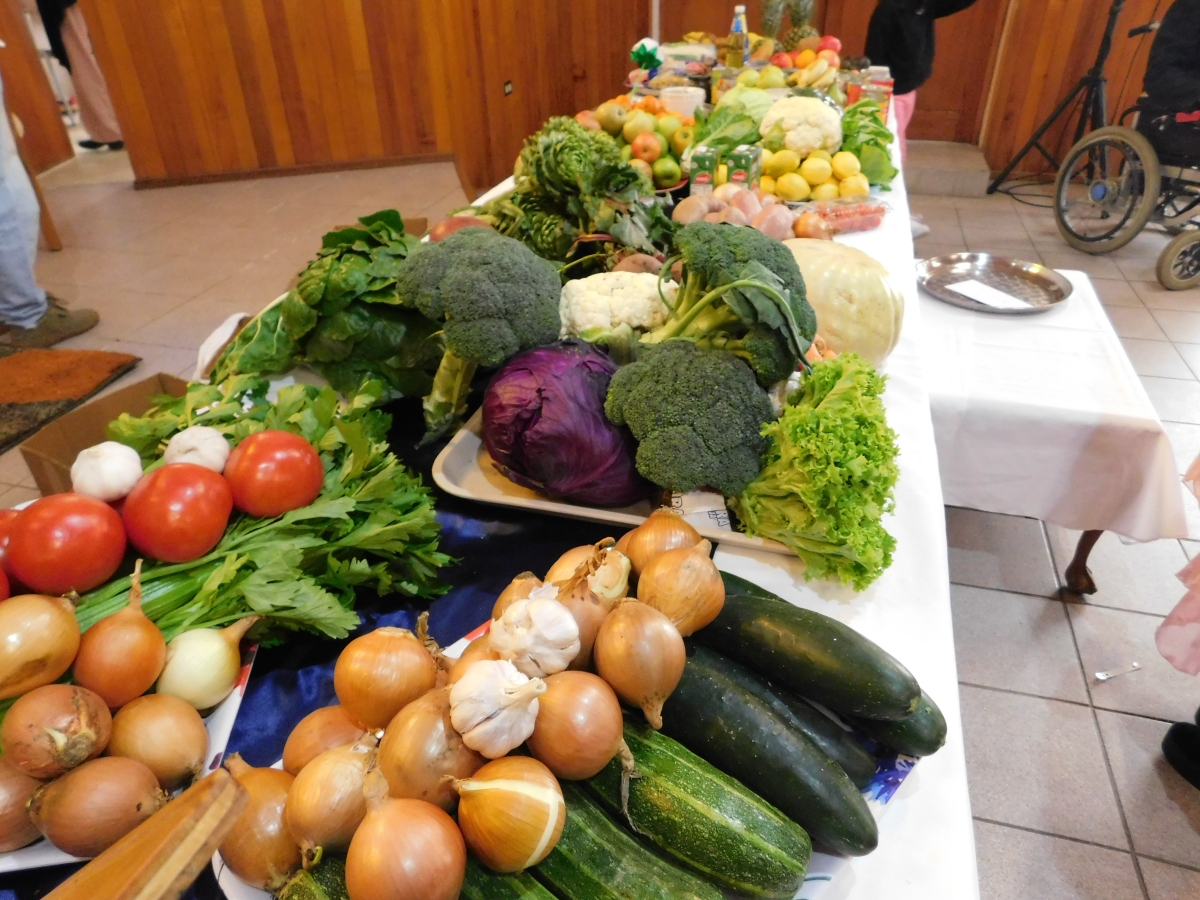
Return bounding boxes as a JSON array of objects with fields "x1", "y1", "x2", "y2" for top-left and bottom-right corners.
[
  {"x1": 0, "y1": 509, "x2": 17, "y2": 574},
  {"x1": 224, "y1": 431, "x2": 324, "y2": 519},
  {"x1": 6, "y1": 494, "x2": 127, "y2": 594},
  {"x1": 817, "y1": 35, "x2": 842, "y2": 54},
  {"x1": 123, "y1": 464, "x2": 233, "y2": 563}
]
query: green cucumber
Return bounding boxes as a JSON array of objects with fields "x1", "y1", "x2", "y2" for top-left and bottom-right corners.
[
  {"x1": 462, "y1": 856, "x2": 556, "y2": 899},
  {"x1": 533, "y1": 783, "x2": 723, "y2": 900},
  {"x1": 660, "y1": 654, "x2": 878, "y2": 857},
  {"x1": 589, "y1": 723, "x2": 810, "y2": 899},
  {"x1": 701, "y1": 572, "x2": 921, "y2": 720},
  {"x1": 691, "y1": 645, "x2": 877, "y2": 789},
  {"x1": 847, "y1": 689, "x2": 947, "y2": 757}
]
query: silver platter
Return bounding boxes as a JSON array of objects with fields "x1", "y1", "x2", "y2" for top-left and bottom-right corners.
[{"x1": 916, "y1": 252, "x2": 1073, "y2": 315}]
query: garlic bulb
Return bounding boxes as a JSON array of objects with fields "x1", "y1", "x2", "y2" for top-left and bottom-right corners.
[
  {"x1": 450, "y1": 660, "x2": 545, "y2": 759},
  {"x1": 70, "y1": 441, "x2": 144, "y2": 502},
  {"x1": 489, "y1": 593, "x2": 580, "y2": 678},
  {"x1": 163, "y1": 426, "x2": 231, "y2": 473},
  {"x1": 587, "y1": 546, "x2": 631, "y2": 607}
]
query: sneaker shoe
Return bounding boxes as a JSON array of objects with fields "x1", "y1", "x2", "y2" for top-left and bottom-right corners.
[
  {"x1": 77, "y1": 139, "x2": 125, "y2": 151},
  {"x1": 0, "y1": 303, "x2": 99, "y2": 353}
]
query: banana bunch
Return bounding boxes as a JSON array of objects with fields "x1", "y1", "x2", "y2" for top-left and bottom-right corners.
[{"x1": 786, "y1": 57, "x2": 837, "y2": 90}]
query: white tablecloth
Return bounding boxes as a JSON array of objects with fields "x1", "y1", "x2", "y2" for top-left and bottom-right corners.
[{"x1": 921, "y1": 274, "x2": 1187, "y2": 541}]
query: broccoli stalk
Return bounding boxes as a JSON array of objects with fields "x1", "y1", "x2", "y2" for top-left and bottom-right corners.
[{"x1": 421, "y1": 349, "x2": 478, "y2": 440}]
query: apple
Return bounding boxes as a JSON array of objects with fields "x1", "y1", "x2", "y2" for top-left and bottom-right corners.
[
  {"x1": 670, "y1": 125, "x2": 694, "y2": 158},
  {"x1": 622, "y1": 110, "x2": 657, "y2": 143},
  {"x1": 629, "y1": 158, "x2": 653, "y2": 181},
  {"x1": 620, "y1": 144, "x2": 633, "y2": 162},
  {"x1": 595, "y1": 102, "x2": 627, "y2": 136},
  {"x1": 656, "y1": 114, "x2": 683, "y2": 143},
  {"x1": 652, "y1": 156, "x2": 682, "y2": 189},
  {"x1": 631, "y1": 131, "x2": 662, "y2": 163},
  {"x1": 575, "y1": 109, "x2": 601, "y2": 131},
  {"x1": 770, "y1": 51, "x2": 793, "y2": 68},
  {"x1": 817, "y1": 49, "x2": 841, "y2": 68},
  {"x1": 818, "y1": 35, "x2": 842, "y2": 54}
]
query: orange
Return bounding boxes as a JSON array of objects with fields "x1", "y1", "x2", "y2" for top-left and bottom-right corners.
[{"x1": 614, "y1": 94, "x2": 632, "y2": 108}]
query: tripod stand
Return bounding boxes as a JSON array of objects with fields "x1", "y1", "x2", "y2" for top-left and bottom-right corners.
[{"x1": 986, "y1": 0, "x2": 1127, "y2": 194}]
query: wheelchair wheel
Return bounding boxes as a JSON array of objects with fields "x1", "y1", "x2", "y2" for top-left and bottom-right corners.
[
  {"x1": 1157, "y1": 230, "x2": 1200, "y2": 290},
  {"x1": 1055, "y1": 126, "x2": 1161, "y2": 254}
]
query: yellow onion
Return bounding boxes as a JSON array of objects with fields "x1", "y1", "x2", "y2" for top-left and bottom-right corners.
[
  {"x1": 0, "y1": 684, "x2": 111, "y2": 778},
  {"x1": 378, "y1": 686, "x2": 485, "y2": 811},
  {"x1": 544, "y1": 546, "x2": 594, "y2": 583},
  {"x1": 0, "y1": 594, "x2": 80, "y2": 700},
  {"x1": 346, "y1": 769, "x2": 466, "y2": 900},
  {"x1": 28, "y1": 756, "x2": 166, "y2": 857},
  {"x1": 282, "y1": 706, "x2": 365, "y2": 776},
  {"x1": 334, "y1": 627, "x2": 438, "y2": 730},
  {"x1": 72, "y1": 560, "x2": 166, "y2": 708},
  {"x1": 492, "y1": 572, "x2": 542, "y2": 620},
  {"x1": 453, "y1": 757, "x2": 565, "y2": 873},
  {"x1": 594, "y1": 601, "x2": 685, "y2": 729},
  {"x1": 220, "y1": 754, "x2": 301, "y2": 891},
  {"x1": 447, "y1": 635, "x2": 500, "y2": 684},
  {"x1": 156, "y1": 616, "x2": 258, "y2": 711},
  {"x1": 527, "y1": 671, "x2": 629, "y2": 780},
  {"x1": 107, "y1": 693, "x2": 208, "y2": 789},
  {"x1": 551, "y1": 574, "x2": 609, "y2": 671},
  {"x1": 621, "y1": 509, "x2": 702, "y2": 578},
  {"x1": 286, "y1": 733, "x2": 377, "y2": 864},
  {"x1": 636, "y1": 542, "x2": 724, "y2": 635},
  {"x1": 0, "y1": 758, "x2": 41, "y2": 852}
]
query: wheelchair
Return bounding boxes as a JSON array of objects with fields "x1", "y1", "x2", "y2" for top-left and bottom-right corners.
[{"x1": 1054, "y1": 101, "x2": 1200, "y2": 290}]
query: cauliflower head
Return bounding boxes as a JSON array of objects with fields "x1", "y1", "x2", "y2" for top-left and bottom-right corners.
[
  {"x1": 560, "y1": 271, "x2": 678, "y2": 338},
  {"x1": 760, "y1": 97, "x2": 842, "y2": 158}
]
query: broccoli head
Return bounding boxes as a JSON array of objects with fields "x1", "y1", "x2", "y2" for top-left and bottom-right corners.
[
  {"x1": 605, "y1": 340, "x2": 774, "y2": 496},
  {"x1": 640, "y1": 222, "x2": 817, "y2": 387},
  {"x1": 395, "y1": 227, "x2": 562, "y2": 439}
]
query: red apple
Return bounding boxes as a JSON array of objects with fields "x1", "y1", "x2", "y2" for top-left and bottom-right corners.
[
  {"x1": 631, "y1": 131, "x2": 662, "y2": 163},
  {"x1": 629, "y1": 158, "x2": 653, "y2": 180},
  {"x1": 770, "y1": 51, "x2": 793, "y2": 68},
  {"x1": 817, "y1": 49, "x2": 841, "y2": 69},
  {"x1": 818, "y1": 35, "x2": 842, "y2": 54}
]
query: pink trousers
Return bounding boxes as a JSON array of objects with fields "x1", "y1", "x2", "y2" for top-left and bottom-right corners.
[
  {"x1": 62, "y1": 6, "x2": 122, "y2": 143},
  {"x1": 892, "y1": 90, "x2": 917, "y2": 168}
]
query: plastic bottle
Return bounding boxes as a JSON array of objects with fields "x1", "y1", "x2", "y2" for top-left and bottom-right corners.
[{"x1": 727, "y1": 5, "x2": 748, "y2": 70}]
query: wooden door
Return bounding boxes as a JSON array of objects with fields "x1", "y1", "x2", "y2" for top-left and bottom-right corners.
[{"x1": 0, "y1": 0, "x2": 72, "y2": 173}]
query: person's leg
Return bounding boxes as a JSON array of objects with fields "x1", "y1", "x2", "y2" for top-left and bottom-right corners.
[
  {"x1": 0, "y1": 175, "x2": 47, "y2": 330},
  {"x1": 892, "y1": 90, "x2": 918, "y2": 168},
  {"x1": 0, "y1": 77, "x2": 40, "y2": 267},
  {"x1": 62, "y1": 6, "x2": 122, "y2": 147}
]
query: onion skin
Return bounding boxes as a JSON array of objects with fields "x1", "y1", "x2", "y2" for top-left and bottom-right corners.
[
  {"x1": 623, "y1": 509, "x2": 701, "y2": 578},
  {"x1": 285, "y1": 734, "x2": 377, "y2": 862},
  {"x1": 378, "y1": 686, "x2": 485, "y2": 811},
  {"x1": 221, "y1": 754, "x2": 301, "y2": 891},
  {"x1": 28, "y1": 756, "x2": 166, "y2": 857},
  {"x1": 0, "y1": 758, "x2": 41, "y2": 852},
  {"x1": 594, "y1": 601, "x2": 685, "y2": 730},
  {"x1": 447, "y1": 636, "x2": 500, "y2": 684},
  {"x1": 527, "y1": 672, "x2": 625, "y2": 780},
  {"x1": 0, "y1": 594, "x2": 81, "y2": 700},
  {"x1": 544, "y1": 546, "x2": 593, "y2": 583},
  {"x1": 636, "y1": 545, "x2": 725, "y2": 636},
  {"x1": 346, "y1": 770, "x2": 465, "y2": 900},
  {"x1": 334, "y1": 627, "x2": 438, "y2": 730},
  {"x1": 1, "y1": 684, "x2": 112, "y2": 778},
  {"x1": 453, "y1": 757, "x2": 565, "y2": 873},
  {"x1": 554, "y1": 577, "x2": 608, "y2": 671},
  {"x1": 492, "y1": 573, "x2": 542, "y2": 620},
  {"x1": 282, "y1": 706, "x2": 365, "y2": 776},
  {"x1": 108, "y1": 694, "x2": 208, "y2": 790}
]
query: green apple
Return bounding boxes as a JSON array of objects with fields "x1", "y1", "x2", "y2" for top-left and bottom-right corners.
[
  {"x1": 595, "y1": 102, "x2": 627, "y2": 136},
  {"x1": 670, "y1": 125, "x2": 694, "y2": 158},
  {"x1": 736, "y1": 69, "x2": 760, "y2": 87},
  {"x1": 758, "y1": 65, "x2": 785, "y2": 89},
  {"x1": 656, "y1": 115, "x2": 683, "y2": 143},
  {"x1": 652, "y1": 156, "x2": 682, "y2": 188},
  {"x1": 620, "y1": 144, "x2": 633, "y2": 162},
  {"x1": 622, "y1": 110, "x2": 657, "y2": 143}
]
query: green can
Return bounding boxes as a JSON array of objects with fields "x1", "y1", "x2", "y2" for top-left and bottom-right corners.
[
  {"x1": 689, "y1": 144, "x2": 720, "y2": 195},
  {"x1": 726, "y1": 143, "x2": 762, "y2": 190}
]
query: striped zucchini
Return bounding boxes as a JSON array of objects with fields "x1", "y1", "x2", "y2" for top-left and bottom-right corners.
[
  {"x1": 589, "y1": 723, "x2": 810, "y2": 899},
  {"x1": 533, "y1": 783, "x2": 724, "y2": 900},
  {"x1": 462, "y1": 856, "x2": 556, "y2": 899}
]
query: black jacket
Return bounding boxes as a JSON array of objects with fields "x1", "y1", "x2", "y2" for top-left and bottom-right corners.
[
  {"x1": 1143, "y1": 0, "x2": 1200, "y2": 111},
  {"x1": 36, "y1": 0, "x2": 77, "y2": 73},
  {"x1": 864, "y1": 0, "x2": 979, "y2": 95}
]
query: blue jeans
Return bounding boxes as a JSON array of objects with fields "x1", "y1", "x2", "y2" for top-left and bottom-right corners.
[{"x1": 0, "y1": 72, "x2": 47, "y2": 329}]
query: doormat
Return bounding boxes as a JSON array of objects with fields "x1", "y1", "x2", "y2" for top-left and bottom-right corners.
[{"x1": 0, "y1": 348, "x2": 140, "y2": 455}]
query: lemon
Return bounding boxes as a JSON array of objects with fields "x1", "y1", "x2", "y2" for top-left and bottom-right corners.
[
  {"x1": 760, "y1": 175, "x2": 777, "y2": 195},
  {"x1": 812, "y1": 181, "x2": 840, "y2": 200},
  {"x1": 716, "y1": 163, "x2": 728, "y2": 186},
  {"x1": 831, "y1": 151, "x2": 862, "y2": 181},
  {"x1": 799, "y1": 156, "x2": 833, "y2": 186},
  {"x1": 763, "y1": 149, "x2": 801, "y2": 179},
  {"x1": 807, "y1": 149, "x2": 832, "y2": 162},
  {"x1": 774, "y1": 172, "x2": 811, "y2": 202},
  {"x1": 761, "y1": 148, "x2": 774, "y2": 169},
  {"x1": 839, "y1": 173, "x2": 871, "y2": 197}
]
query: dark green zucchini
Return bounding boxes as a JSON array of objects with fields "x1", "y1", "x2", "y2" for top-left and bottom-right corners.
[
  {"x1": 701, "y1": 572, "x2": 921, "y2": 720},
  {"x1": 589, "y1": 723, "x2": 810, "y2": 899},
  {"x1": 533, "y1": 783, "x2": 724, "y2": 900},
  {"x1": 660, "y1": 654, "x2": 878, "y2": 857},
  {"x1": 847, "y1": 689, "x2": 947, "y2": 757},
  {"x1": 690, "y1": 645, "x2": 877, "y2": 789},
  {"x1": 462, "y1": 856, "x2": 557, "y2": 899},
  {"x1": 276, "y1": 855, "x2": 348, "y2": 900}
]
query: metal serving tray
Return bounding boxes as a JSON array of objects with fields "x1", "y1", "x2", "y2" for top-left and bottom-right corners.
[{"x1": 917, "y1": 252, "x2": 1073, "y2": 314}]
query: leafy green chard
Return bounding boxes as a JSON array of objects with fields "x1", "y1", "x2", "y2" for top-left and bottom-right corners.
[
  {"x1": 94, "y1": 378, "x2": 450, "y2": 642},
  {"x1": 839, "y1": 100, "x2": 898, "y2": 187}
]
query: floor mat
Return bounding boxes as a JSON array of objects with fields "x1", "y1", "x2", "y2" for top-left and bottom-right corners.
[{"x1": 0, "y1": 349, "x2": 140, "y2": 455}]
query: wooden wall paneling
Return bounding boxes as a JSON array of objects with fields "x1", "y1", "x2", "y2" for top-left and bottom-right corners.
[
  {"x1": 219, "y1": 0, "x2": 282, "y2": 168},
  {"x1": 820, "y1": 0, "x2": 873, "y2": 55},
  {"x1": 196, "y1": 0, "x2": 260, "y2": 172},
  {"x1": 659, "y1": 0, "x2": 765, "y2": 43},
  {"x1": 0, "y1": 0, "x2": 72, "y2": 173},
  {"x1": 569, "y1": 0, "x2": 652, "y2": 113}
]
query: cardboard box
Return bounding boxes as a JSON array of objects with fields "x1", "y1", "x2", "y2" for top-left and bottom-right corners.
[{"x1": 19, "y1": 373, "x2": 188, "y2": 497}]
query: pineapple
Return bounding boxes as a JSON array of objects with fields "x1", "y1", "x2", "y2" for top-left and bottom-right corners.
[
  {"x1": 780, "y1": 0, "x2": 817, "y2": 49},
  {"x1": 781, "y1": 26, "x2": 804, "y2": 51}
]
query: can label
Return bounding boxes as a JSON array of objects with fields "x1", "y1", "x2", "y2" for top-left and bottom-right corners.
[
  {"x1": 690, "y1": 144, "x2": 719, "y2": 186},
  {"x1": 726, "y1": 143, "x2": 761, "y2": 189}
]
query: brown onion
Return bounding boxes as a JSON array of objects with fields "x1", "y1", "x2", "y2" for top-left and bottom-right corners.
[
  {"x1": 527, "y1": 671, "x2": 628, "y2": 780},
  {"x1": 544, "y1": 546, "x2": 593, "y2": 583},
  {"x1": 492, "y1": 572, "x2": 542, "y2": 620},
  {"x1": 452, "y1": 757, "x2": 565, "y2": 873},
  {"x1": 28, "y1": 756, "x2": 166, "y2": 857},
  {"x1": 447, "y1": 635, "x2": 500, "y2": 684},
  {"x1": 622, "y1": 509, "x2": 701, "y2": 578},
  {"x1": 0, "y1": 594, "x2": 80, "y2": 700},
  {"x1": 334, "y1": 627, "x2": 438, "y2": 730},
  {"x1": 220, "y1": 754, "x2": 300, "y2": 891},
  {"x1": 0, "y1": 758, "x2": 41, "y2": 852},
  {"x1": 594, "y1": 601, "x2": 685, "y2": 729},
  {"x1": 553, "y1": 574, "x2": 609, "y2": 671},
  {"x1": 72, "y1": 561, "x2": 166, "y2": 708},
  {"x1": 636, "y1": 542, "x2": 724, "y2": 635},
  {"x1": 378, "y1": 686, "x2": 485, "y2": 811},
  {"x1": 1, "y1": 684, "x2": 111, "y2": 778},
  {"x1": 282, "y1": 706, "x2": 365, "y2": 776},
  {"x1": 346, "y1": 769, "x2": 466, "y2": 900},
  {"x1": 286, "y1": 733, "x2": 377, "y2": 864},
  {"x1": 108, "y1": 694, "x2": 208, "y2": 790}
]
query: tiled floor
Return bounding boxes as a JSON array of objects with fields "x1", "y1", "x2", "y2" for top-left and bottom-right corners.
[{"x1": 4, "y1": 159, "x2": 1200, "y2": 897}]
